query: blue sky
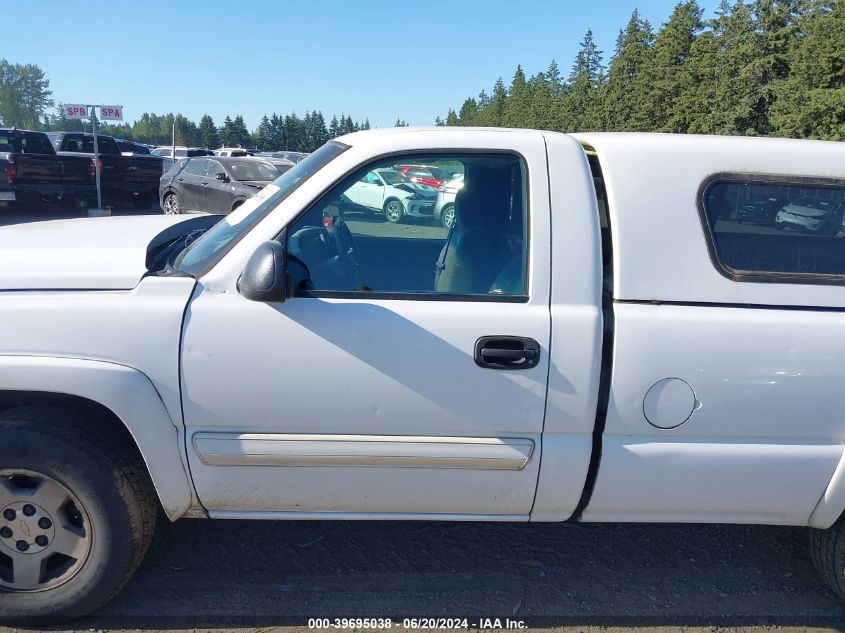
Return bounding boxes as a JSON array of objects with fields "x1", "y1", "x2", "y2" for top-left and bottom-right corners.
[{"x1": 7, "y1": 0, "x2": 720, "y2": 129}]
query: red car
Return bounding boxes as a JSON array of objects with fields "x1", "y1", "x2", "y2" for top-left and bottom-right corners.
[{"x1": 393, "y1": 164, "x2": 452, "y2": 189}]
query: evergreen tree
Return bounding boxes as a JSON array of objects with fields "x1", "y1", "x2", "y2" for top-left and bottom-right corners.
[
  {"x1": 230, "y1": 115, "x2": 251, "y2": 146},
  {"x1": 563, "y1": 30, "x2": 605, "y2": 131},
  {"x1": 489, "y1": 77, "x2": 508, "y2": 126},
  {"x1": 678, "y1": 1, "x2": 761, "y2": 134},
  {"x1": 254, "y1": 114, "x2": 271, "y2": 150},
  {"x1": 503, "y1": 65, "x2": 529, "y2": 128},
  {"x1": 770, "y1": 0, "x2": 845, "y2": 139},
  {"x1": 267, "y1": 113, "x2": 284, "y2": 148},
  {"x1": 639, "y1": 1, "x2": 704, "y2": 132},
  {"x1": 748, "y1": 0, "x2": 799, "y2": 135},
  {"x1": 329, "y1": 115, "x2": 341, "y2": 138},
  {"x1": 198, "y1": 114, "x2": 219, "y2": 149},
  {"x1": 546, "y1": 59, "x2": 563, "y2": 94},
  {"x1": 528, "y1": 72, "x2": 553, "y2": 129},
  {"x1": 457, "y1": 97, "x2": 479, "y2": 125},
  {"x1": 602, "y1": 11, "x2": 654, "y2": 131},
  {"x1": 219, "y1": 116, "x2": 235, "y2": 146}
]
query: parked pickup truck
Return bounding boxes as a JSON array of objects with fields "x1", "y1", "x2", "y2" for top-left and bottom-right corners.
[
  {"x1": 0, "y1": 128, "x2": 94, "y2": 210},
  {"x1": 47, "y1": 132, "x2": 163, "y2": 209},
  {"x1": 3, "y1": 129, "x2": 845, "y2": 622}
]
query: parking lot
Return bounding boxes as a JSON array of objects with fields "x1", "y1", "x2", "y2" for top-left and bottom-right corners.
[{"x1": 0, "y1": 518, "x2": 840, "y2": 632}]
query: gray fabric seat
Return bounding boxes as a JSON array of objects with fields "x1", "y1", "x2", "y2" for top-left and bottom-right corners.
[{"x1": 434, "y1": 177, "x2": 511, "y2": 294}]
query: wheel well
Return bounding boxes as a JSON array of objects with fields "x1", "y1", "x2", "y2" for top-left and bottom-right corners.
[
  {"x1": 384, "y1": 197, "x2": 402, "y2": 209},
  {"x1": 0, "y1": 391, "x2": 158, "y2": 507},
  {"x1": 231, "y1": 199, "x2": 245, "y2": 212}
]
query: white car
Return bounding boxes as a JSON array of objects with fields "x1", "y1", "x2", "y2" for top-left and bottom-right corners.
[
  {"x1": 151, "y1": 146, "x2": 213, "y2": 160},
  {"x1": 341, "y1": 167, "x2": 437, "y2": 223},
  {"x1": 5, "y1": 129, "x2": 845, "y2": 622},
  {"x1": 435, "y1": 174, "x2": 464, "y2": 228},
  {"x1": 215, "y1": 147, "x2": 252, "y2": 157},
  {"x1": 774, "y1": 197, "x2": 842, "y2": 232}
]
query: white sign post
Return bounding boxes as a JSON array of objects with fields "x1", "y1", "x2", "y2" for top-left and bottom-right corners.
[{"x1": 64, "y1": 103, "x2": 123, "y2": 216}]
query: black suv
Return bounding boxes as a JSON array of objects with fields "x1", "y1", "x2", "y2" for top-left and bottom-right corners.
[{"x1": 160, "y1": 156, "x2": 280, "y2": 215}]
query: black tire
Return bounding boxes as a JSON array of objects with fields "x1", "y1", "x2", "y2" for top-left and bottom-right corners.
[
  {"x1": 384, "y1": 198, "x2": 404, "y2": 224},
  {"x1": 0, "y1": 405, "x2": 157, "y2": 623},
  {"x1": 810, "y1": 518, "x2": 845, "y2": 602},
  {"x1": 162, "y1": 192, "x2": 180, "y2": 215}
]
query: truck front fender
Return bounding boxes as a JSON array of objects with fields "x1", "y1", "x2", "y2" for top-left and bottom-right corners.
[{"x1": 0, "y1": 355, "x2": 197, "y2": 520}]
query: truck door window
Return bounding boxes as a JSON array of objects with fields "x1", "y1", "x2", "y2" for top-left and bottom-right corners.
[
  {"x1": 285, "y1": 153, "x2": 528, "y2": 299},
  {"x1": 702, "y1": 176, "x2": 845, "y2": 283}
]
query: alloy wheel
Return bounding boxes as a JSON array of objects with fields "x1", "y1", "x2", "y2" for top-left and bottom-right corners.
[
  {"x1": 164, "y1": 195, "x2": 180, "y2": 215},
  {"x1": 441, "y1": 205, "x2": 455, "y2": 229},
  {"x1": 385, "y1": 200, "x2": 403, "y2": 223}
]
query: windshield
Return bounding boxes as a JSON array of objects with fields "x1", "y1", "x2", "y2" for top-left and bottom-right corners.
[
  {"x1": 229, "y1": 161, "x2": 278, "y2": 181},
  {"x1": 175, "y1": 141, "x2": 347, "y2": 276},
  {"x1": 377, "y1": 169, "x2": 410, "y2": 185}
]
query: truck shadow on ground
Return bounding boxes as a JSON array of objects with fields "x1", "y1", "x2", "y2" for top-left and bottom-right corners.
[{"x1": 68, "y1": 519, "x2": 845, "y2": 628}]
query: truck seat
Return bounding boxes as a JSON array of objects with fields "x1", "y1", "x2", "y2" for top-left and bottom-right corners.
[{"x1": 434, "y1": 180, "x2": 511, "y2": 295}]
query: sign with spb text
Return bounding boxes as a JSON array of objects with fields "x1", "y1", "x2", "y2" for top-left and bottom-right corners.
[{"x1": 64, "y1": 104, "x2": 89, "y2": 119}]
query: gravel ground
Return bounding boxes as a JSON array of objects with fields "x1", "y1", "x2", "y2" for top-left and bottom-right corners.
[{"x1": 2, "y1": 205, "x2": 844, "y2": 632}]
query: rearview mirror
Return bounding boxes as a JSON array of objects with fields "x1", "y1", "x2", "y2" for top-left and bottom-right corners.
[{"x1": 237, "y1": 241, "x2": 287, "y2": 302}]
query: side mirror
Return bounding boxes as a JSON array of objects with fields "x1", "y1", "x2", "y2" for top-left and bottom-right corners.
[
  {"x1": 238, "y1": 241, "x2": 287, "y2": 302},
  {"x1": 215, "y1": 172, "x2": 229, "y2": 182},
  {"x1": 373, "y1": 180, "x2": 383, "y2": 186}
]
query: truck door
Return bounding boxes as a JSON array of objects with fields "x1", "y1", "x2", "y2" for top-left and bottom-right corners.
[{"x1": 179, "y1": 134, "x2": 594, "y2": 519}]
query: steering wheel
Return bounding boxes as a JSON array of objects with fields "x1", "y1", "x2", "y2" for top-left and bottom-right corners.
[{"x1": 332, "y1": 220, "x2": 362, "y2": 290}]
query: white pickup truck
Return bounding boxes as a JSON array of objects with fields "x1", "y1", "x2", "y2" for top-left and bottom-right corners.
[{"x1": 2, "y1": 128, "x2": 845, "y2": 621}]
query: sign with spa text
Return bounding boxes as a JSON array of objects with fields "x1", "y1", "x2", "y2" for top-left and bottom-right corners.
[
  {"x1": 63, "y1": 104, "x2": 123, "y2": 120},
  {"x1": 98, "y1": 105, "x2": 123, "y2": 121}
]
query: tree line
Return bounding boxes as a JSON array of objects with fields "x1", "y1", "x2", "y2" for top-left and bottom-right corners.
[
  {"x1": 437, "y1": 0, "x2": 845, "y2": 140},
  {"x1": 0, "y1": 58, "x2": 373, "y2": 152},
  {"x1": 44, "y1": 108, "x2": 371, "y2": 152}
]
